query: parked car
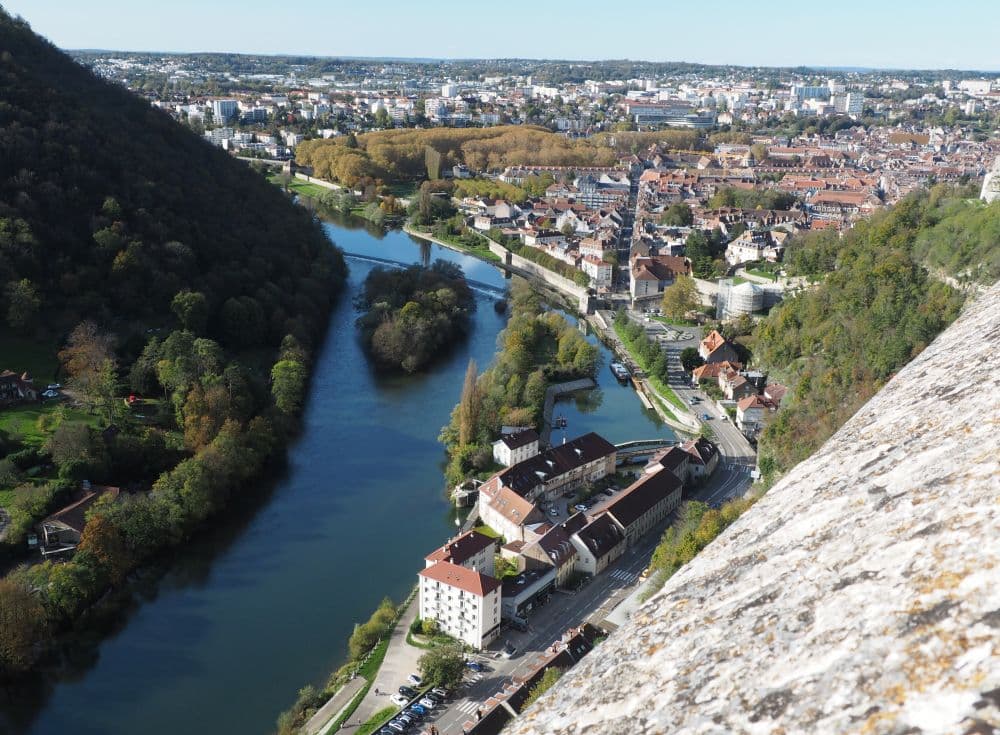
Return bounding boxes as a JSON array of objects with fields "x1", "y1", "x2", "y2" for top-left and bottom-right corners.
[
  {"x1": 548, "y1": 508, "x2": 559, "y2": 517},
  {"x1": 466, "y1": 661, "x2": 483, "y2": 672},
  {"x1": 396, "y1": 713, "x2": 416, "y2": 725},
  {"x1": 407, "y1": 673, "x2": 423, "y2": 686},
  {"x1": 390, "y1": 693, "x2": 409, "y2": 707},
  {"x1": 688, "y1": 396, "x2": 699, "y2": 405},
  {"x1": 385, "y1": 722, "x2": 406, "y2": 734},
  {"x1": 602, "y1": 489, "x2": 614, "y2": 497},
  {"x1": 46, "y1": 383, "x2": 61, "y2": 391},
  {"x1": 574, "y1": 503, "x2": 588, "y2": 512},
  {"x1": 425, "y1": 692, "x2": 444, "y2": 703},
  {"x1": 501, "y1": 643, "x2": 518, "y2": 659},
  {"x1": 419, "y1": 697, "x2": 437, "y2": 709},
  {"x1": 398, "y1": 685, "x2": 417, "y2": 698},
  {"x1": 41, "y1": 389, "x2": 59, "y2": 398},
  {"x1": 431, "y1": 687, "x2": 449, "y2": 698},
  {"x1": 407, "y1": 704, "x2": 427, "y2": 716},
  {"x1": 702, "y1": 413, "x2": 711, "y2": 420}
]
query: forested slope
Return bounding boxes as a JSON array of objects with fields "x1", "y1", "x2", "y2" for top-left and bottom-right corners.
[
  {"x1": 0, "y1": 10, "x2": 345, "y2": 677},
  {"x1": 754, "y1": 188, "x2": 981, "y2": 477}
]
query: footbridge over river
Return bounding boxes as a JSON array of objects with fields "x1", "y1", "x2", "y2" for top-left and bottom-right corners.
[
  {"x1": 342, "y1": 251, "x2": 508, "y2": 299},
  {"x1": 614, "y1": 438, "x2": 679, "y2": 464}
]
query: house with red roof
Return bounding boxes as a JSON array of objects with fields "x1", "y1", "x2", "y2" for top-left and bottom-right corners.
[{"x1": 418, "y1": 561, "x2": 502, "y2": 650}]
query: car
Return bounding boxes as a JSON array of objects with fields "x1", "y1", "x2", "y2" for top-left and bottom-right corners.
[
  {"x1": 548, "y1": 508, "x2": 559, "y2": 517},
  {"x1": 688, "y1": 397, "x2": 699, "y2": 405},
  {"x1": 396, "y1": 713, "x2": 416, "y2": 725},
  {"x1": 424, "y1": 692, "x2": 444, "y2": 703},
  {"x1": 418, "y1": 697, "x2": 437, "y2": 709},
  {"x1": 398, "y1": 685, "x2": 417, "y2": 698},
  {"x1": 501, "y1": 643, "x2": 518, "y2": 659},
  {"x1": 702, "y1": 413, "x2": 711, "y2": 420},
  {"x1": 46, "y1": 383, "x2": 61, "y2": 391},
  {"x1": 407, "y1": 704, "x2": 427, "y2": 716},
  {"x1": 385, "y1": 723, "x2": 406, "y2": 734},
  {"x1": 466, "y1": 661, "x2": 483, "y2": 672},
  {"x1": 407, "y1": 673, "x2": 423, "y2": 686},
  {"x1": 41, "y1": 389, "x2": 59, "y2": 398},
  {"x1": 390, "y1": 693, "x2": 409, "y2": 707},
  {"x1": 431, "y1": 687, "x2": 449, "y2": 698},
  {"x1": 602, "y1": 489, "x2": 614, "y2": 497},
  {"x1": 574, "y1": 503, "x2": 588, "y2": 512}
]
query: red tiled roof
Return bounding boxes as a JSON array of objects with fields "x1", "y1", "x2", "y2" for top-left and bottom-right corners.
[
  {"x1": 419, "y1": 561, "x2": 500, "y2": 597},
  {"x1": 425, "y1": 530, "x2": 496, "y2": 565}
]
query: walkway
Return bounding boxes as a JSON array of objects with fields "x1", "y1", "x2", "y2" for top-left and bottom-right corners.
[
  {"x1": 339, "y1": 597, "x2": 423, "y2": 734},
  {"x1": 302, "y1": 677, "x2": 366, "y2": 735}
]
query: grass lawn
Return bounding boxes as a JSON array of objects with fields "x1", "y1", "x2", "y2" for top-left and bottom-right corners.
[
  {"x1": 268, "y1": 173, "x2": 334, "y2": 200},
  {"x1": 357, "y1": 706, "x2": 399, "y2": 735},
  {"x1": 473, "y1": 523, "x2": 503, "y2": 540},
  {"x1": 746, "y1": 268, "x2": 778, "y2": 281},
  {"x1": 0, "y1": 401, "x2": 99, "y2": 448},
  {"x1": 653, "y1": 316, "x2": 699, "y2": 327},
  {"x1": 731, "y1": 276, "x2": 748, "y2": 285},
  {"x1": 0, "y1": 328, "x2": 60, "y2": 383}
]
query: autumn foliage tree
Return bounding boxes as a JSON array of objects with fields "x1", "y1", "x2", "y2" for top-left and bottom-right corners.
[{"x1": 0, "y1": 577, "x2": 47, "y2": 676}]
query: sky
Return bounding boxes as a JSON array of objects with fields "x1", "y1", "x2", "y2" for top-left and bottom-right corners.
[{"x1": 4, "y1": 0, "x2": 999, "y2": 71}]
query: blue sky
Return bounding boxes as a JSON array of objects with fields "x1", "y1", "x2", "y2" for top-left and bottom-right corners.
[{"x1": 5, "y1": 0, "x2": 998, "y2": 70}]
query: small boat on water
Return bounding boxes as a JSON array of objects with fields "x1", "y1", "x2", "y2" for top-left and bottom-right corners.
[{"x1": 610, "y1": 361, "x2": 630, "y2": 382}]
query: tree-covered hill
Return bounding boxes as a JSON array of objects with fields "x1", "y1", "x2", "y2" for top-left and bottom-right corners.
[
  {"x1": 754, "y1": 188, "x2": 980, "y2": 477},
  {"x1": 0, "y1": 10, "x2": 344, "y2": 345},
  {"x1": 0, "y1": 10, "x2": 345, "y2": 677}
]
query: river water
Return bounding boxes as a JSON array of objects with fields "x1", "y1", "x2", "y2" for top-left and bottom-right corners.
[{"x1": 6, "y1": 216, "x2": 672, "y2": 735}]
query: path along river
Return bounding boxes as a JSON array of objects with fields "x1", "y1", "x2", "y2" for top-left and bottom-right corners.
[{"x1": 4, "y1": 215, "x2": 673, "y2": 735}]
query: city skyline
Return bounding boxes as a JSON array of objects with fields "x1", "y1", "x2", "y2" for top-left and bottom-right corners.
[{"x1": 5, "y1": 0, "x2": 999, "y2": 72}]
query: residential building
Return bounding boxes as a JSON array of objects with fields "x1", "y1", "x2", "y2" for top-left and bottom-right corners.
[
  {"x1": 581, "y1": 255, "x2": 613, "y2": 289},
  {"x1": 630, "y1": 255, "x2": 691, "y2": 302},
  {"x1": 479, "y1": 433, "x2": 617, "y2": 541},
  {"x1": 520, "y1": 520, "x2": 581, "y2": 588},
  {"x1": 492, "y1": 429, "x2": 540, "y2": 467},
  {"x1": 0, "y1": 370, "x2": 37, "y2": 403},
  {"x1": 211, "y1": 98, "x2": 238, "y2": 123},
  {"x1": 698, "y1": 330, "x2": 740, "y2": 364},
  {"x1": 418, "y1": 561, "x2": 501, "y2": 650},
  {"x1": 681, "y1": 437, "x2": 720, "y2": 479},
  {"x1": 603, "y1": 467, "x2": 683, "y2": 548},
  {"x1": 36, "y1": 486, "x2": 120, "y2": 557},
  {"x1": 736, "y1": 394, "x2": 778, "y2": 437},
  {"x1": 424, "y1": 529, "x2": 497, "y2": 577},
  {"x1": 570, "y1": 514, "x2": 625, "y2": 575}
]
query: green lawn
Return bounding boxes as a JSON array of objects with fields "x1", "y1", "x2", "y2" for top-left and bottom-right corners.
[
  {"x1": 268, "y1": 173, "x2": 335, "y2": 200},
  {"x1": 731, "y1": 276, "x2": 748, "y2": 285},
  {"x1": 0, "y1": 328, "x2": 60, "y2": 383},
  {"x1": 357, "y1": 706, "x2": 399, "y2": 735},
  {"x1": 473, "y1": 523, "x2": 503, "y2": 540},
  {"x1": 746, "y1": 268, "x2": 778, "y2": 282},
  {"x1": 0, "y1": 401, "x2": 99, "y2": 448}
]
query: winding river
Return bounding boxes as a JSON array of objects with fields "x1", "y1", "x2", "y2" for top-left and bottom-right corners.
[{"x1": 4, "y1": 216, "x2": 673, "y2": 735}]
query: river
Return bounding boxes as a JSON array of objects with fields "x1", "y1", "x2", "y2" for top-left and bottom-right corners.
[{"x1": 4, "y1": 216, "x2": 673, "y2": 735}]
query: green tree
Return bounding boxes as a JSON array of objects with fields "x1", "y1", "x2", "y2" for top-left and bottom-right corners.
[
  {"x1": 457, "y1": 359, "x2": 481, "y2": 446},
  {"x1": 661, "y1": 275, "x2": 700, "y2": 320},
  {"x1": 659, "y1": 202, "x2": 693, "y2": 227},
  {"x1": 418, "y1": 644, "x2": 466, "y2": 688},
  {"x1": 4, "y1": 278, "x2": 41, "y2": 331},
  {"x1": 0, "y1": 577, "x2": 47, "y2": 676},
  {"x1": 171, "y1": 290, "x2": 209, "y2": 333},
  {"x1": 679, "y1": 347, "x2": 704, "y2": 372},
  {"x1": 271, "y1": 360, "x2": 308, "y2": 414},
  {"x1": 523, "y1": 667, "x2": 564, "y2": 710}
]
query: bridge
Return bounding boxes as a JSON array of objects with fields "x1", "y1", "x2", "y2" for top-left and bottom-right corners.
[
  {"x1": 341, "y1": 252, "x2": 508, "y2": 299},
  {"x1": 614, "y1": 438, "x2": 679, "y2": 464}
]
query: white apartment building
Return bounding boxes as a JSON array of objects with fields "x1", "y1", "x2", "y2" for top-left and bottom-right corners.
[
  {"x1": 418, "y1": 561, "x2": 501, "y2": 650},
  {"x1": 581, "y1": 255, "x2": 613, "y2": 289},
  {"x1": 211, "y1": 99, "x2": 238, "y2": 123},
  {"x1": 424, "y1": 529, "x2": 497, "y2": 577},
  {"x1": 492, "y1": 429, "x2": 540, "y2": 468}
]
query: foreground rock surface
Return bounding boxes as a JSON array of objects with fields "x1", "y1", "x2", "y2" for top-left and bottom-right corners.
[{"x1": 511, "y1": 282, "x2": 1000, "y2": 735}]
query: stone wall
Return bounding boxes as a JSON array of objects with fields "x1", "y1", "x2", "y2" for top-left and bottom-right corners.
[{"x1": 510, "y1": 282, "x2": 1000, "y2": 735}]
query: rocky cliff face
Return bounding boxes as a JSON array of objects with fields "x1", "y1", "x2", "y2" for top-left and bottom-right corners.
[{"x1": 511, "y1": 283, "x2": 1000, "y2": 735}]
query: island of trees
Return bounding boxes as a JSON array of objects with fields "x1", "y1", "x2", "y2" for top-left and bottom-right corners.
[
  {"x1": 0, "y1": 10, "x2": 345, "y2": 678},
  {"x1": 355, "y1": 261, "x2": 477, "y2": 373}
]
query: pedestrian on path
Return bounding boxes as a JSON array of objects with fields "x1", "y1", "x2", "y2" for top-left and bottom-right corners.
[{"x1": 375, "y1": 687, "x2": 379, "y2": 695}]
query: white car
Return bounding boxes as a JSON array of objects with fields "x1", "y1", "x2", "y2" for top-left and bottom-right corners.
[
  {"x1": 41, "y1": 389, "x2": 59, "y2": 398},
  {"x1": 419, "y1": 697, "x2": 437, "y2": 709},
  {"x1": 407, "y1": 673, "x2": 423, "y2": 686},
  {"x1": 390, "y1": 693, "x2": 409, "y2": 707}
]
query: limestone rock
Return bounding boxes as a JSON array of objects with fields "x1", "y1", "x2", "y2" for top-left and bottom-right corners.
[{"x1": 510, "y1": 282, "x2": 1000, "y2": 735}]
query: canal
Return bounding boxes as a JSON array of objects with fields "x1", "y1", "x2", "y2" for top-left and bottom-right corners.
[{"x1": 5, "y1": 216, "x2": 673, "y2": 735}]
